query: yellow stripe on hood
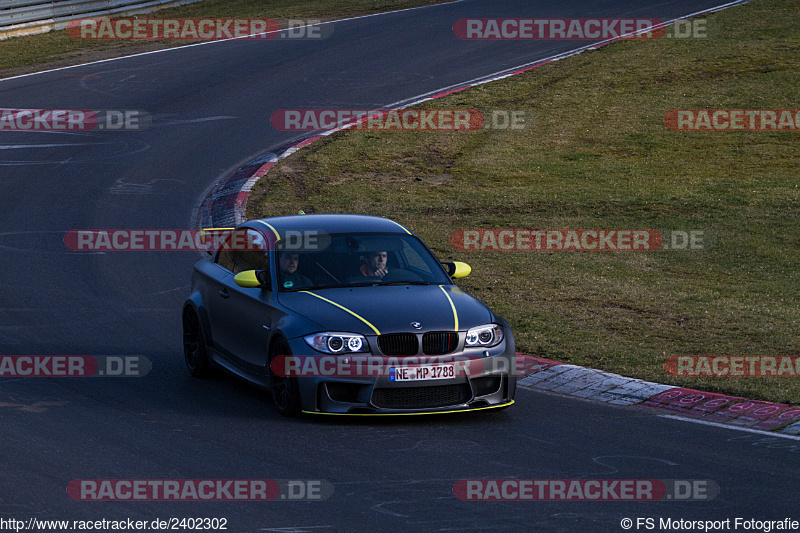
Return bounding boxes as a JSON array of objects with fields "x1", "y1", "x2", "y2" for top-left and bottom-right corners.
[
  {"x1": 300, "y1": 291, "x2": 381, "y2": 335},
  {"x1": 438, "y1": 285, "x2": 458, "y2": 331}
]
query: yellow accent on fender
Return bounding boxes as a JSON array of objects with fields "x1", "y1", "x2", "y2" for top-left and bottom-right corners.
[
  {"x1": 302, "y1": 400, "x2": 514, "y2": 416},
  {"x1": 438, "y1": 285, "x2": 458, "y2": 332},
  {"x1": 300, "y1": 291, "x2": 381, "y2": 335}
]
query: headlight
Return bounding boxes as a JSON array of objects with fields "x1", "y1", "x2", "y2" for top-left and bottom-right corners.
[
  {"x1": 465, "y1": 324, "x2": 504, "y2": 348},
  {"x1": 304, "y1": 333, "x2": 369, "y2": 354}
]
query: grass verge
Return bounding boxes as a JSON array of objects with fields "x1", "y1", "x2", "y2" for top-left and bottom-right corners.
[{"x1": 247, "y1": 0, "x2": 800, "y2": 404}]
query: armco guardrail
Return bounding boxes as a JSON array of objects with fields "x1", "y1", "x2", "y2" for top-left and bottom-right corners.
[{"x1": 0, "y1": 0, "x2": 203, "y2": 40}]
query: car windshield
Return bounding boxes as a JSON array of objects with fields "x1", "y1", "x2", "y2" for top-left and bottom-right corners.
[{"x1": 275, "y1": 232, "x2": 452, "y2": 291}]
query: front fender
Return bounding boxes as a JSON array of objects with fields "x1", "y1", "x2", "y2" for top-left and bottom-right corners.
[{"x1": 183, "y1": 291, "x2": 214, "y2": 347}]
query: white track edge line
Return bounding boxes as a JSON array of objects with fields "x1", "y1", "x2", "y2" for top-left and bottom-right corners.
[
  {"x1": 661, "y1": 415, "x2": 800, "y2": 441},
  {"x1": 0, "y1": 0, "x2": 466, "y2": 83}
]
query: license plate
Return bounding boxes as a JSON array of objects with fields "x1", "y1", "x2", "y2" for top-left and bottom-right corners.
[{"x1": 390, "y1": 363, "x2": 455, "y2": 382}]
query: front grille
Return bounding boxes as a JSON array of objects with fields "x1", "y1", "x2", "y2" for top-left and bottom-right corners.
[
  {"x1": 422, "y1": 332, "x2": 459, "y2": 355},
  {"x1": 372, "y1": 384, "x2": 472, "y2": 409},
  {"x1": 378, "y1": 333, "x2": 418, "y2": 355}
]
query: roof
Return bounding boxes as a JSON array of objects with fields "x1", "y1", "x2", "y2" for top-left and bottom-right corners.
[{"x1": 243, "y1": 214, "x2": 413, "y2": 238}]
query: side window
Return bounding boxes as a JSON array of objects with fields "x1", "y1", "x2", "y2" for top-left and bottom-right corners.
[
  {"x1": 235, "y1": 250, "x2": 268, "y2": 273},
  {"x1": 216, "y1": 231, "x2": 236, "y2": 272},
  {"x1": 402, "y1": 240, "x2": 433, "y2": 275},
  {"x1": 216, "y1": 229, "x2": 267, "y2": 274},
  {"x1": 233, "y1": 229, "x2": 269, "y2": 274}
]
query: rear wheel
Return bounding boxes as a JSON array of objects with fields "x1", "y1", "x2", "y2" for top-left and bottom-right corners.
[
  {"x1": 183, "y1": 308, "x2": 212, "y2": 377},
  {"x1": 269, "y1": 337, "x2": 302, "y2": 417}
]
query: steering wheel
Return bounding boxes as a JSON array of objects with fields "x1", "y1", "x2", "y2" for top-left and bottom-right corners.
[{"x1": 381, "y1": 269, "x2": 424, "y2": 283}]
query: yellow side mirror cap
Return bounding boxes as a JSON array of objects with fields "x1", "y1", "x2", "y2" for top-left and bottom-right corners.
[
  {"x1": 233, "y1": 270, "x2": 262, "y2": 288},
  {"x1": 442, "y1": 261, "x2": 471, "y2": 278},
  {"x1": 451, "y1": 261, "x2": 471, "y2": 278}
]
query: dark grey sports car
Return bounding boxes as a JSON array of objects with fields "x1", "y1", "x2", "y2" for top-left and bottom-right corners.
[{"x1": 182, "y1": 214, "x2": 516, "y2": 416}]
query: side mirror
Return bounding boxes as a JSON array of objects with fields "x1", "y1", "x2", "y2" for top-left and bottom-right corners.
[
  {"x1": 442, "y1": 261, "x2": 471, "y2": 279},
  {"x1": 234, "y1": 270, "x2": 266, "y2": 288}
]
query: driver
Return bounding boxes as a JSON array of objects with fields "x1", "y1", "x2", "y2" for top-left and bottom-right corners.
[
  {"x1": 360, "y1": 250, "x2": 388, "y2": 279},
  {"x1": 279, "y1": 252, "x2": 312, "y2": 289}
]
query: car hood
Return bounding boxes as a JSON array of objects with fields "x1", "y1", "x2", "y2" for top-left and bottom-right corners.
[{"x1": 277, "y1": 284, "x2": 493, "y2": 336}]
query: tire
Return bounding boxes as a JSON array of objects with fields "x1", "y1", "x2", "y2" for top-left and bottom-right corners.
[
  {"x1": 183, "y1": 307, "x2": 213, "y2": 377},
  {"x1": 269, "y1": 336, "x2": 302, "y2": 417}
]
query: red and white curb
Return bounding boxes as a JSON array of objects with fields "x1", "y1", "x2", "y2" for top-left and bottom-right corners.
[
  {"x1": 516, "y1": 354, "x2": 800, "y2": 436},
  {"x1": 197, "y1": 136, "x2": 324, "y2": 228}
]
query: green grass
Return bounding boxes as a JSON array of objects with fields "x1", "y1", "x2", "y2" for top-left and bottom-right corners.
[
  {"x1": 0, "y1": 0, "x2": 452, "y2": 75},
  {"x1": 247, "y1": 0, "x2": 800, "y2": 404}
]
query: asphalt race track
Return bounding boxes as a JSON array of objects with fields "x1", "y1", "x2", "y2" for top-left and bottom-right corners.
[{"x1": 1, "y1": 0, "x2": 798, "y2": 531}]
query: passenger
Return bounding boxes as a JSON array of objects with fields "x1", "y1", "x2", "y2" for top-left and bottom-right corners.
[{"x1": 279, "y1": 252, "x2": 312, "y2": 289}]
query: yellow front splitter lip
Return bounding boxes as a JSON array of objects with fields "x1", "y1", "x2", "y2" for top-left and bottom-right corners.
[{"x1": 302, "y1": 400, "x2": 514, "y2": 416}]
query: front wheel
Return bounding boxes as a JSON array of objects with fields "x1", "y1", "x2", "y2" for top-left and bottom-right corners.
[
  {"x1": 183, "y1": 307, "x2": 213, "y2": 377},
  {"x1": 269, "y1": 337, "x2": 302, "y2": 417}
]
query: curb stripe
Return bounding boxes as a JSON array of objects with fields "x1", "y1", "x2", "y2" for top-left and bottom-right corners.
[
  {"x1": 661, "y1": 415, "x2": 800, "y2": 441},
  {"x1": 515, "y1": 354, "x2": 800, "y2": 435}
]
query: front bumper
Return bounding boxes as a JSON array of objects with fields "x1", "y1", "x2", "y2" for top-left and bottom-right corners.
[{"x1": 286, "y1": 335, "x2": 517, "y2": 415}]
